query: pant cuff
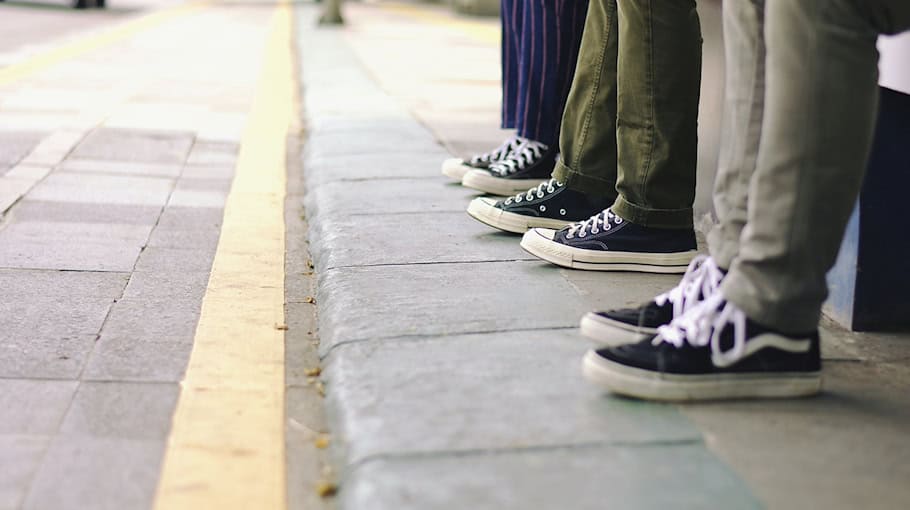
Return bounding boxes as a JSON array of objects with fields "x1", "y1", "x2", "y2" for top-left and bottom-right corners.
[
  {"x1": 553, "y1": 159, "x2": 617, "y2": 203},
  {"x1": 706, "y1": 226, "x2": 737, "y2": 270},
  {"x1": 611, "y1": 196, "x2": 694, "y2": 229},
  {"x1": 720, "y1": 272, "x2": 822, "y2": 334}
]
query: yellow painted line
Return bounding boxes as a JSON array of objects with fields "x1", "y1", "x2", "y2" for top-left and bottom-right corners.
[
  {"x1": 152, "y1": 2, "x2": 293, "y2": 509},
  {"x1": 0, "y1": 1, "x2": 210, "y2": 87},
  {"x1": 377, "y1": 1, "x2": 499, "y2": 46}
]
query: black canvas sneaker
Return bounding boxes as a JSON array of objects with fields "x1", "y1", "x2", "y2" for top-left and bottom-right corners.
[
  {"x1": 441, "y1": 135, "x2": 523, "y2": 181},
  {"x1": 580, "y1": 256, "x2": 724, "y2": 346},
  {"x1": 460, "y1": 140, "x2": 556, "y2": 195},
  {"x1": 520, "y1": 209, "x2": 697, "y2": 273},
  {"x1": 582, "y1": 293, "x2": 823, "y2": 401},
  {"x1": 465, "y1": 179, "x2": 614, "y2": 234}
]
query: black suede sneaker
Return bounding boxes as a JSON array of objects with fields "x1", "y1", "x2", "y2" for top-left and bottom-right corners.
[
  {"x1": 441, "y1": 135, "x2": 522, "y2": 181},
  {"x1": 460, "y1": 140, "x2": 556, "y2": 195},
  {"x1": 520, "y1": 209, "x2": 697, "y2": 273},
  {"x1": 582, "y1": 293, "x2": 823, "y2": 401},
  {"x1": 580, "y1": 256, "x2": 724, "y2": 345},
  {"x1": 465, "y1": 179, "x2": 614, "y2": 234}
]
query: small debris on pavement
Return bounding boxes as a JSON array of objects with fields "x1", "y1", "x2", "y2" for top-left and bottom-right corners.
[{"x1": 305, "y1": 367, "x2": 321, "y2": 377}]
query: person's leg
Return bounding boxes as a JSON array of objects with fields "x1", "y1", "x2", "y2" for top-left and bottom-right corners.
[
  {"x1": 721, "y1": 0, "x2": 910, "y2": 333},
  {"x1": 515, "y1": 0, "x2": 589, "y2": 147},
  {"x1": 610, "y1": 0, "x2": 702, "y2": 229},
  {"x1": 501, "y1": 0, "x2": 522, "y2": 131},
  {"x1": 706, "y1": 0, "x2": 765, "y2": 270},
  {"x1": 552, "y1": 0, "x2": 620, "y2": 196}
]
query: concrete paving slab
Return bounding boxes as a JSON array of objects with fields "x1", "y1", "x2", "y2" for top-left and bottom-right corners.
[
  {"x1": 70, "y1": 128, "x2": 195, "y2": 164},
  {"x1": 0, "y1": 221, "x2": 153, "y2": 245},
  {"x1": 1, "y1": 295, "x2": 115, "y2": 340},
  {"x1": 167, "y1": 189, "x2": 227, "y2": 208},
  {"x1": 0, "y1": 379, "x2": 79, "y2": 435},
  {"x1": 303, "y1": 152, "x2": 451, "y2": 185},
  {"x1": 186, "y1": 140, "x2": 239, "y2": 166},
  {"x1": 0, "y1": 268, "x2": 128, "y2": 298},
  {"x1": 310, "y1": 211, "x2": 534, "y2": 270},
  {"x1": 325, "y1": 330, "x2": 702, "y2": 464},
  {"x1": 304, "y1": 130, "x2": 442, "y2": 159},
  {"x1": 26, "y1": 172, "x2": 174, "y2": 206},
  {"x1": 317, "y1": 261, "x2": 589, "y2": 354},
  {"x1": 0, "y1": 239, "x2": 142, "y2": 272},
  {"x1": 3, "y1": 163, "x2": 52, "y2": 181},
  {"x1": 60, "y1": 382, "x2": 179, "y2": 440},
  {"x1": 58, "y1": 159, "x2": 184, "y2": 178},
  {"x1": 133, "y1": 246, "x2": 216, "y2": 273},
  {"x1": 341, "y1": 444, "x2": 759, "y2": 510},
  {"x1": 0, "y1": 131, "x2": 45, "y2": 172},
  {"x1": 181, "y1": 163, "x2": 236, "y2": 180},
  {"x1": 146, "y1": 225, "x2": 222, "y2": 250},
  {"x1": 175, "y1": 177, "x2": 234, "y2": 192},
  {"x1": 22, "y1": 436, "x2": 162, "y2": 510},
  {"x1": 305, "y1": 178, "x2": 480, "y2": 221},
  {"x1": 100, "y1": 295, "x2": 204, "y2": 342},
  {"x1": 10, "y1": 200, "x2": 163, "y2": 226},
  {"x1": 155, "y1": 205, "x2": 224, "y2": 230},
  {"x1": 0, "y1": 435, "x2": 49, "y2": 510},
  {"x1": 121, "y1": 271, "x2": 211, "y2": 299},
  {"x1": 82, "y1": 337, "x2": 193, "y2": 383},
  {"x1": 0, "y1": 336, "x2": 97, "y2": 380}
]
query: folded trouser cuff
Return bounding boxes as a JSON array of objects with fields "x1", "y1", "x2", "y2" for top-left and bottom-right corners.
[{"x1": 610, "y1": 196, "x2": 694, "y2": 230}]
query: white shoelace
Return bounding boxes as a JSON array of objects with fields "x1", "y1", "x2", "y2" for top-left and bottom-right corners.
[
  {"x1": 503, "y1": 179, "x2": 562, "y2": 205},
  {"x1": 489, "y1": 139, "x2": 548, "y2": 175},
  {"x1": 470, "y1": 135, "x2": 524, "y2": 165},
  {"x1": 654, "y1": 293, "x2": 749, "y2": 368},
  {"x1": 654, "y1": 255, "x2": 724, "y2": 323},
  {"x1": 565, "y1": 208, "x2": 621, "y2": 239}
]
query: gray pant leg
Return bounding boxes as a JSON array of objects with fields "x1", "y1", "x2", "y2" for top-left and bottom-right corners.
[
  {"x1": 707, "y1": 0, "x2": 765, "y2": 270},
  {"x1": 721, "y1": 0, "x2": 899, "y2": 333}
]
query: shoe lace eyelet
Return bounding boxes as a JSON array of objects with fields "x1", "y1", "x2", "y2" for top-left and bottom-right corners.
[
  {"x1": 536, "y1": 192, "x2": 544, "y2": 199},
  {"x1": 591, "y1": 228, "x2": 599, "y2": 234},
  {"x1": 559, "y1": 208, "x2": 566, "y2": 216},
  {"x1": 539, "y1": 205, "x2": 546, "y2": 212}
]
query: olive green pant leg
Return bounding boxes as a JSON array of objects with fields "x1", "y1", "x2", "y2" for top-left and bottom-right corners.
[
  {"x1": 610, "y1": 0, "x2": 702, "y2": 229},
  {"x1": 553, "y1": 0, "x2": 620, "y2": 201}
]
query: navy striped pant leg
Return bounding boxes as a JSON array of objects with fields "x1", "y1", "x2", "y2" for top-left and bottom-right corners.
[
  {"x1": 514, "y1": 0, "x2": 589, "y2": 146},
  {"x1": 501, "y1": 0, "x2": 523, "y2": 130}
]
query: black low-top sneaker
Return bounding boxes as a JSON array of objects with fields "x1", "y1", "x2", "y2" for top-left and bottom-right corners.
[
  {"x1": 582, "y1": 293, "x2": 823, "y2": 401},
  {"x1": 520, "y1": 209, "x2": 698, "y2": 273},
  {"x1": 441, "y1": 135, "x2": 522, "y2": 181},
  {"x1": 580, "y1": 256, "x2": 724, "y2": 345},
  {"x1": 465, "y1": 179, "x2": 614, "y2": 234},
  {"x1": 460, "y1": 140, "x2": 556, "y2": 195}
]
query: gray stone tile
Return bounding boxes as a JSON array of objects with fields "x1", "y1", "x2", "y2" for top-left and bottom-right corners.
[
  {"x1": 305, "y1": 178, "x2": 479, "y2": 220},
  {"x1": 0, "y1": 336, "x2": 96, "y2": 379},
  {"x1": 156, "y1": 205, "x2": 224, "y2": 230},
  {"x1": 0, "y1": 239, "x2": 141, "y2": 272},
  {"x1": 0, "y1": 221, "x2": 153, "y2": 245},
  {"x1": 0, "y1": 435, "x2": 50, "y2": 510},
  {"x1": 0, "y1": 380, "x2": 79, "y2": 435},
  {"x1": 82, "y1": 337, "x2": 193, "y2": 383},
  {"x1": 60, "y1": 382, "x2": 179, "y2": 440},
  {"x1": 134, "y1": 246, "x2": 216, "y2": 273},
  {"x1": 305, "y1": 129, "x2": 442, "y2": 158},
  {"x1": 26, "y1": 172, "x2": 174, "y2": 206},
  {"x1": 1, "y1": 294, "x2": 114, "y2": 340},
  {"x1": 11, "y1": 200, "x2": 162, "y2": 226},
  {"x1": 70, "y1": 128, "x2": 195, "y2": 164},
  {"x1": 121, "y1": 271, "x2": 210, "y2": 299},
  {"x1": 167, "y1": 189, "x2": 227, "y2": 208},
  {"x1": 22, "y1": 435, "x2": 163, "y2": 510},
  {"x1": 58, "y1": 159, "x2": 183, "y2": 178},
  {"x1": 561, "y1": 270, "x2": 685, "y2": 312},
  {"x1": 0, "y1": 269, "x2": 128, "y2": 298},
  {"x1": 341, "y1": 444, "x2": 760, "y2": 510},
  {"x1": 304, "y1": 152, "x2": 451, "y2": 185},
  {"x1": 325, "y1": 331, "x2": 700, "y2": 463},
  {"x1": 311, "y1": 211, "x2": 534, "y2": 270},
  {"x1": 317, "y1": 261, "x2": 588, "y2": 354},
  {"x1": 0, "y1": 131, "x2": 45, "y2": 168},
  {"x1": 186, "y1": 141, "x2": 238, "y2": 165},
  {"x1": 146, "y1": 226, "x2": 222, "y2": 250},
  {"x1": 100, "y1": 295, "x2": 203, "y2": 342},
  {"x1": 175, "y1": 177, "x2": 233, "y2": 192},
  {"x1": 181, "y1": 164, "x2": 235, "y2": 180}
]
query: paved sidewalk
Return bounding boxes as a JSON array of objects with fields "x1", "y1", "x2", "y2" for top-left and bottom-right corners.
[{"x1": 297, "y1": 2, "x2": 910, "y2": 509}]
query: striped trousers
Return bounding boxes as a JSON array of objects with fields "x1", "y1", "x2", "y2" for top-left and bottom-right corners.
[{"x1": 501, "y1": 0, "x2": 589, "y2": 146}]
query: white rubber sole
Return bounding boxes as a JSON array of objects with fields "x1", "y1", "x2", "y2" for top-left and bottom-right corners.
[
  {"x1": 441, "y1": 158, "x2": 473, "y2": 181},
  {"x1": 579, "y1": 312, "x2": 657, "y2": 346},
  {"x1": 466, "y1": 197, "x2": 574, "y2": 234},
  {"x1": 520, "y1": 228, "x2": 696, "y2": 273},
  {"x1": 582, "y1": 350, "x2": 822, "y2": 401},
  {"x1": 461, "y1": 169, "x2": 547, "y2": 196}
]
